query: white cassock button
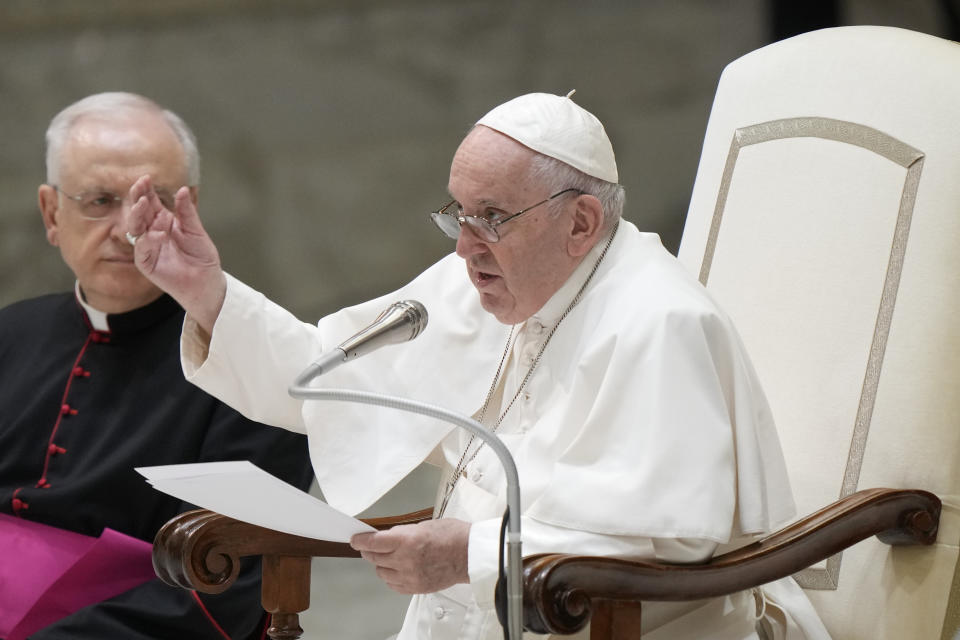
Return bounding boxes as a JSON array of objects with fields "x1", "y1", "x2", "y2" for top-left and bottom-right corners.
[
  {"x1": 470, "y1": 468, "x2": 483, "y2": 482},
  {"x1": 523, "y1": 392, "x2": 532, "y2": 403},
  {"x1": 434, "y1": 606, "x2": 447, "y2": 620},
  {"x1": 530, "y1": 321, "x2": 545, "y2": 335}
]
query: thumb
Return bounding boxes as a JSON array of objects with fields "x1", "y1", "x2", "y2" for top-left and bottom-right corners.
[{"x1": 351, "y1": 530, "x2": 402, "y2": 553}]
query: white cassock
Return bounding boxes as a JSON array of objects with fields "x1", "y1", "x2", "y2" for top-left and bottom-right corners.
[{"x1": 181, "y1": 220, "x2": 830, "y2": 640}]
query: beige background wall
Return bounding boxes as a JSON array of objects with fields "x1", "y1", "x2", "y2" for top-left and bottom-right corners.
[
  {"x1": 0, "y1": 1, "x2": 949, "y2": 319},
  {"x1": 0, "y1": 1, "x2": 950, "y2": 637}
]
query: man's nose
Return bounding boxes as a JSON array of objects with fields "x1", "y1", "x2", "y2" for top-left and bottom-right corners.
[
  {"x1": 455, "y1": 224, "x2": 488, "y2": 258},
  {"x1": 111, "y1": 198, "x2": 137, "y2": 244}
]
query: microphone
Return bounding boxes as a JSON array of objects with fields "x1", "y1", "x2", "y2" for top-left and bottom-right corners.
[
  {"x1": 297, "y1": 300, "x2": 428, "y2": 381},
  {"x1": 288, "y1": 296, "x2": 523, "y2": 640}
]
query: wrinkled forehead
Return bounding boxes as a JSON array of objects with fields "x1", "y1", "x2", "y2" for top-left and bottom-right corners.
[{"x1": 448, "y1": 126, "x2": 542, "y2": 203}]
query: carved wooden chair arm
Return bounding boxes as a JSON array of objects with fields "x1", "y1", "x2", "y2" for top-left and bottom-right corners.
[
  {"x1": 152, "y1": 506, "x2": 434, "y2": 639},
  {"x1": 518, "y1": 488, "x2": 941, "y2": 636},
  {"x1": 152, "y1": 506, "x2": 434, "y2": 594}
]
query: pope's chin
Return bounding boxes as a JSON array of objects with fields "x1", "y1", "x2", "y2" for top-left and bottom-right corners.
[{"x1": 476, "y1": 292, "x2": 520, "y2": 326}]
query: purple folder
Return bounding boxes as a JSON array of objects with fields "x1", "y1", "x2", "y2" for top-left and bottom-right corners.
[{"x1": 0, "y1": 513, "x2": 155, "y2": 640}]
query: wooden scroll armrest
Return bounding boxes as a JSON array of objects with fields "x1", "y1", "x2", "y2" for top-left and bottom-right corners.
[
  {"x1": 152, "y1": 507, "x2": 433, "y2": 640},
  {"x1": 518, "y1": 488, "x2": 941, "y2": 636},
  {"x1": 152, "y1": 506, "x2": 434, "y2": 593}
]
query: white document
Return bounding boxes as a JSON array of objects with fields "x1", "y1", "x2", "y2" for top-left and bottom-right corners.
[{"x1": 136, "y1": 460, "x2": 374, "y2": 542}]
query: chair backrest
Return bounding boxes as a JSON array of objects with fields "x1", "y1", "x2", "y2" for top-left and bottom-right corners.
[{"x1": 676, "y1": 26, "x2": 960, "y2": 640}]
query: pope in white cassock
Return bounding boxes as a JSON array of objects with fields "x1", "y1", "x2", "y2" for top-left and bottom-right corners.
[{"x1": 126, "y1": 92, "x2": 831, "y2": 639}]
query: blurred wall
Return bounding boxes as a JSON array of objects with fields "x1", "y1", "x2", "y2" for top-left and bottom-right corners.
[
  {"x1": 1, "y1": 1, "x2": 950, "y2": 319},
  {"x1": 1, "y1": 0, "x2": 774, "y2": 319}
]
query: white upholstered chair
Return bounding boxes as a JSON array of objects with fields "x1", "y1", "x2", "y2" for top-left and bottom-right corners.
[
  {"x1": 152, "y1": 26, "x2": 957, "y2": 640},
  {"x1": 674, "y1": 25, "x2": 960, "y2": 639}
]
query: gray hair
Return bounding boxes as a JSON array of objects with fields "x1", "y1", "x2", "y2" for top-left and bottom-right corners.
[
  {"x1": 45, "y1": 92, "x2": 200, "y2": 186},
  {"x1": 527, "y1": 153, "x2": 625, "y2": 229}
]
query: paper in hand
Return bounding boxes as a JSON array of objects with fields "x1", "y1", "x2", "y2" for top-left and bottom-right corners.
[{"x1": 136, "y1": 460, "x2": 374, "y2": 542}]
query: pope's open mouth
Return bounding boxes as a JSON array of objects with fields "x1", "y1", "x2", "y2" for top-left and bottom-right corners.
[{"x1": 475, "y1": 271, "x2": 500, "y2": 286}]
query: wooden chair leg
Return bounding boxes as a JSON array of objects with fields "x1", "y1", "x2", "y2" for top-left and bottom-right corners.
[
  {"x1": 590, "y1": 599, "x2": 643, "y2": 640},
  {"x1": 261, "y1": 555, "x2": 312, "y2": 640}
]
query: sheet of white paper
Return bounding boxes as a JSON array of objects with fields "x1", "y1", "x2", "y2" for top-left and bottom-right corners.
[{"x1": 136, "y1": 461, "x2": 374, "y2": 542}]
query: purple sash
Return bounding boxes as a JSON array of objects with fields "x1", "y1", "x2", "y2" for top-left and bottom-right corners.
[{"x1": 0, "y1": 513, "x2": 155, "y2": 640}]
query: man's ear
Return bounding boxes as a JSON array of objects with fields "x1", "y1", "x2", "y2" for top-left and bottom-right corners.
[
  {"x1": 188, "y1": 185, "x2": 199, "y2": 207},
  {"x1": 38, "y1": 184, "x2": 61, "y2": 247},
  {"x1": 567, "y1": 193, "x2": 605, "y2": 258}
]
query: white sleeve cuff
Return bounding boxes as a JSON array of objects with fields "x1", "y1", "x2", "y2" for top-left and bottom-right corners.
[
  {"x1": 179, "y1": 272, "x2": 314, "y2": 431},
  {"x1": 181, "y1": 312, "x2": 210, "y2": 378},
  {"x1": 466, "y1": 517, "x2": 503, "y2": 609},
  {"x1": 180, "y1": 272, "x2": 247, "y2": 381}
]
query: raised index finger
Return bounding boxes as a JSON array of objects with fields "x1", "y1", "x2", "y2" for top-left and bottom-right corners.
[
  {"x1": 127, "y1": 175, "x2": 163, "y2": 237},
  {"x1": 171, "y1": 186, "x2": 204, "y2": 234}
]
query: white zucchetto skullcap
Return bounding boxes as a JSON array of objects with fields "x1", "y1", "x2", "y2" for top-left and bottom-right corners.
[{"x1": 476, "y1": 90, "x2": 618, "y2": 183}]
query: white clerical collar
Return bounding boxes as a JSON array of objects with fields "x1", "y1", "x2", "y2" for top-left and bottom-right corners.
[
  {"x1": 74, "y1": 281, "x2": 110, "y2": 332},
  {"x1": 528, "y1": 228, "x2": 613, "y2": 329}
]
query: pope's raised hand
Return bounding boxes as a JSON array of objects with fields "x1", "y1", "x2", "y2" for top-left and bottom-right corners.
[{"x1": 127, "y1": 175, "x2": 226, "y2": 333}]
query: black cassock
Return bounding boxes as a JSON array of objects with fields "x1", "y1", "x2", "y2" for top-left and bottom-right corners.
[{"x1": 0, "y1": 292, "x2": 314, "y2": 640}]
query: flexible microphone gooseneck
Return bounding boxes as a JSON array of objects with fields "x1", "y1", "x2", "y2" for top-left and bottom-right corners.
[{"x1": 288, "y1": 300, "x2": 523, "y2": 640}]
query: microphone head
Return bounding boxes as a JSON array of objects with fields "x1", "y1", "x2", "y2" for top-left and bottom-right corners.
[
  {"x1": 391, "y1": 299, "x2": 428, "y2": 341},
  {"x1": 338, "y1": 299, "x2": 429, "y2": 359}
]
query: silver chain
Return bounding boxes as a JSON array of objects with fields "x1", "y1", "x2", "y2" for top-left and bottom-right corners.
[{"x1": 435, "y1": 221, "x2": 619, "y2": 518}]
